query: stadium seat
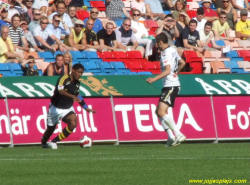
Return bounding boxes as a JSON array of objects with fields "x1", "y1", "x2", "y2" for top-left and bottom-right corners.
[
  {"x1": 183, "y1": 51, "x2": 203, "y2": 63},
  {"x1": 144, "y1": 20, "x2": 158, "y2": 32},
  {"x1": 5, "y1": 63, "x2": 23, "y2": 75},
  {"x1": 37, "y1": 52, "x2": 55, "y2": 62},
  {"x1": 69, "y1": 51, "x2": 88, "y2": 63},
  {"x1": 109, "y1": 62, "x2": 130, "y2": 72},
  {"x1": 204, "y1": 62, "x2": 211, "y2": 74},
  {"x1": 96, "y1": 62, "x2": 116, "y2": 73},
  {"x1": 114, "y1": 19, "x2": 123, "y2": 27},
  {"x1": 2, "y1": 73, "x2": 20, "y2": 77},
  {"x1": 224, "y1": 61, "x2": 249, "y2": 73},
  {"x1": 224, "y1": 40, "x2": 243, "y2": 50},
  {"x1": 109, "y1": 71, "x2": 124, "y2": 75},
  {"x1": 210, "y1": 61, "x2": 230, "y2": 73},
  {"x1": 82, "y1": 51, "x2": 103, "y2": 62},
  {"x1": 89, "y1": 1, "x2": 106, "y2": 11},
  {"x1": 140, "y1": 61, "x2": 161, "y2": 74},
  {"x1": 123, "y1": 61, "x2": 144, "y2": 72},
  {"x1": 237, "y1": 50, "x2": 250, "y2": 61},
  {"x1": 148, "y1": 30, "x2": 156, "y2": 37},
  {"x1": 215, "y1": 40, "x2": 226, "y2": 46},
  {"x1": 225, "y1": 50, "x2": 238, "y2": 58},
  {"x1": 187, "y1": 2, "x2": 200, "y2": 10},
  {"x1": 23, "y1": 51, "x2": 39, "y2": 59},
  {"x1": 203, "y1": 50, "x2": 216, "y2": 62},
  {"x1": 53, "y1": 51, "x2": 64, "y2": 57},
  {"x1": 237, "y1": 40, "x2": 250, "y2": 49},
  {"x1": 186, "y1": 10, "x2": 196, "y2": 18},
  {"x1": 97, "y1": 51, "x2": 114, "y2": 62},
  {"x1": 93, "y1": 72, "x2": 109, "y2": 75},
  {"x1": 138, "y1": 71, "x2": 153, "y2": 75},
  {"x1": 237, "y1": 61, "x2": 250, "y2": 72},
  {"x1": 112, "y1": 51, "x2": 128, "y2": 60},
  {"x1": 210, "y1": 51, "x2": 230, "y2": 61},
  {"x1": 123, "y1": 71, "x2": 138, "y2": 75},
  {"x1": 76, "y1": 10, "x2": 90, "y2": 20},
  {"x1": 126, "y1": 51, "x2": 143, "y2": 60},
  {"x1": 0, "y1": 63, "x2": 10, "y2": 74},
  {"x1": 82, "y1": 62, "x2": 101, "y2": 73},
  {"x1": 123, "y1": 1, "x2": 131, "y2": 11},
  {"x1": 36, "y1": 62, "x2": 50, "y2": 73}
]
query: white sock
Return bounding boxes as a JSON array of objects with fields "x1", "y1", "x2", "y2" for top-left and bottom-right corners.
[
  {"x1": 160, "y1": 118, "x2": 175, "y2": 139},
  {"x1": 162, "y1": 114, "x2": 182, "y2": 136}
]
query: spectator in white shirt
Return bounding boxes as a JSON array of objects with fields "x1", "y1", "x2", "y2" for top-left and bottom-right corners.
[
  {"x1": 48, "y1": 2, "x2": 74, "y2": 32},
  {"x1": 32, "y1": 0, "x2": 48, "y2": 15},
  {"x1": 131, "y1": 9, "x2": 153, "y2": 60},
  {"x1": 131, "y1": 0, "x2": 153, "y2": 20},
  {"x1": 7, "y1": 0, "x2": 27, "y2": 20},
  {"x1": 192, "y1": 7, "x2": 207, "y2": 32}
]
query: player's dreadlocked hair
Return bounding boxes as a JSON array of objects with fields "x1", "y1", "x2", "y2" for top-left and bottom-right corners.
[{"x1": 72, "y1": 63, "x2": 85, "y2": 70}]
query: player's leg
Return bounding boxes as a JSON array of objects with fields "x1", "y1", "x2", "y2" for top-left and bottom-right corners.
[
  {"x1": 51, "y1": 112, "x2": 77, "y2": 143},
  {"x1": 41, "y1": 125, "x2": 57, "y2": 147}
]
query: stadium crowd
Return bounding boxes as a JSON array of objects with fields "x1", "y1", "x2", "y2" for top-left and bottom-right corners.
[{"x1": 0, "y1": 0, "x2": 249, "y2": 76}]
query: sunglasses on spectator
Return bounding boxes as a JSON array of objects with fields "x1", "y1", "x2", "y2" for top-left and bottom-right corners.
[
  {"x1": 28, "y1": 61, "x2": 35, "y2": 64},
  {"x1": 35, "y1": 13, "x2": 41, "y2": 15},
  {"x1": 41, "y1": 22, "x2": 48, "y2": 24},
  {"x1": 54, "y1": 20, "x2": 60, "y2": 23},
  {"x1": 75, "y1": 24, "x2": 83, "y2": 27},
  {"x1": 220, "y1": 16, "x2": 227, "y2": 19},
  {"x1": 91, "y1": 11, "x2": 98, "y2": 14},
  {"x1": 27, "y1": 0, "x2": 33, "y2": 2},
  {"x1": 166, "y1": 19, "x2": 174, "y2": 22},
  {"x1": 222, "y1": 1, "x2": 229, "y2": 2},
  {"x1": 124, "y1": 24, "x2": 131, "y2": 27},
  {"x1": 133, "y1": 14, "x2": 140, "y2": 16}
]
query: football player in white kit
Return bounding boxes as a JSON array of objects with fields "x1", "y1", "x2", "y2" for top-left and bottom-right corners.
[{"x1": 146, "y1": 33, "x2": 186, "y2": 147}]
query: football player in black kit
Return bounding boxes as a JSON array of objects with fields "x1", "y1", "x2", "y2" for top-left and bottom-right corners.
[{"x1": 41, "y1": 63, "x2": 96, "y2": 149}]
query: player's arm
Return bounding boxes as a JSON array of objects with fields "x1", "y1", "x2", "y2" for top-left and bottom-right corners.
[
  {"x1": 178, "y1": 58, "x2": 185, "y2": 73},
  {"x1": 77, "y1": 94, "x2": 96, "y2": 113},
  {"x1": 146, "y1": 65, "x2": 170, "y2": 83}
]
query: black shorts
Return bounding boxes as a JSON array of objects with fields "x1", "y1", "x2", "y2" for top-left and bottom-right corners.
[{"x1": 159, "y1": 86, "x2": 180, "y2": 107}]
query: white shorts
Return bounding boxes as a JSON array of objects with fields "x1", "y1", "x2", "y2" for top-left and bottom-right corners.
[{"x1": 47, "y1": 104, "x2": 75, "y2": 126}]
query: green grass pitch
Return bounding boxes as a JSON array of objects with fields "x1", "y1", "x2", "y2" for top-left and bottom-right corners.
[{"x1": 0, "y1": 143, "x2": 249, "y2": 185}]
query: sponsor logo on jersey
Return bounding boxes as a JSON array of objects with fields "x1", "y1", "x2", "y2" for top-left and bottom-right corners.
[{"x1": 58, "y1": 85, "x2": 64, "y2": 90}]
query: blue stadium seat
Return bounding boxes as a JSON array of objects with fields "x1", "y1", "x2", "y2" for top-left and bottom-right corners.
[
  {"x1": 82, "y1": 62, "x2": 101, "y2": 73},
  {"x1": 0, "y1": 63, "x2": 10, "y2": 74},
  {"x1": 69, "y1": 51, "x2": 88, "y2": 63},
  {"x1": 215, "y1": 40, "x2": 225, "y2": 46},
  {"x1": 110, "y1": 62, "x2": 130, "y2": 72},
  {"x1": 82, "y1": 51, "x2": 103, "y2": 62},
  {"x1": 96, "y1": 62, "x2": 116, "y2": 73},
  {"x1": 109, "y1": 71, "x2": 124, "y2": 75},
  {"x1": 2, "y1": 73, "x2": 20, "y2": 77},
  {"x1": 224, "y1": 61, "x2": 249, "y2": 73},
  {"x1": 37, "y1": 52, "x2": 55, "y2": 62},
  {"x1": 225, "y1": 50, "x2": 238, "y2": 58},
  {"x1": 93, "y1": 72, "x2": 109, "y2": 75},
  {"x1": 5, "y1": 63, "x2": 23, "y2": 75},
  {"x1": 123, "y1": 71, "x2": 138, "y2": 75},
  {"x1": 115, "y1": 20, "x2": 123, "y2": 27},
  {"x1": 163, "y1": 11, "x2": 171, "y2": 14},
  {"x1": 138, "y1": 71, "x2": 153, "y2": 75},
  {"x1": 53, "y1": 51, "x2": 64, "y2": 57}
]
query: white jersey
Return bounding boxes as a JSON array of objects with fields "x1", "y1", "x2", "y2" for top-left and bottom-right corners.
[{"x1": 160, "y1": 46, "x2": 181, "y2": 87}]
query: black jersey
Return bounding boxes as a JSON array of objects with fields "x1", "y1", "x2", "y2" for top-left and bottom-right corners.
[{"x1": 51, "y1": 75, "x2": 80, "y2": 109}]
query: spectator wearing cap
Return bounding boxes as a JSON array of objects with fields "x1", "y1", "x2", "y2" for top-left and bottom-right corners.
[
  {"x1": 192, "y1": 8, "x2": 207, "y2": 32},
  {"x1": 212, "y1": 11, "x2": 234, "y2": 41},
  {"x1": 9, "y1": 14, "x2": 29, "y2": 52},
  {"x1": 97, "y1": 22, "x2": 117, "y2": 51},
  {"x1": 144, "y1": 0, "x2": 166, "y2": 20},
  {"x1": 64, "y1": 19, "x2": 87, "y2": 51},
  {"x1": 48, "y1": 2, "x2": 74, "y2": 31},
  {"x1": 7, "y1": 0, "x2": 28, "y2": 20},
  {"x1": 68, "y1": 5, "x2": 77, "y2": 25},
  {"x1": 21, "y1": 56, "x2": 39, "y2": 76},
  {"x1": 202, "y1": 0, "x2": 219, "y2": 22},
  {"x1": 232, "y1": 0, "x2": 250, "y2": 10},
  {"x1": 216, "y1": 0, "x2": 237, "y2": 29},
  {"x1": 199, "y1": 21, "x2": 224, "y2": 51},
  {"x1": 0, "y1": 25, "x2": 25, "y2": 63},
  {"x1": 115, "y1": 19, "x2": 145, "y2": 56},
  {"x1": 171, "y1": 0, "x2": 189, "y2": 20},
  {"x1": 33, "y1": 16, "x2": 65, "y2": 52},
  {"x1": 23, "y1": 0, "x2": 34, "y2": 22},
  {"x1": 20, "y1": 19, "x2": 42, "y2": 51},
  {"x1": 105, "y1": 0, "x2": 131, "y2": 21},
  {"x1": 236, "y1": 9, "x2": 250, "y2": 39},
  {"x1": 82, "y1": 19, "x2": 103, "y2": 51},
  {"x1": 176, "y1": 19, "x2": 204, "y2": 54},
  {"x1": 83, "y1": 8, "x2": 103, "y2": 34},
  {"x1": 28, "y1": 9, "x2": 42, "y2": 33},
  {"x1": 0, "y1": 7, "x2": 12, "y2": 32}
]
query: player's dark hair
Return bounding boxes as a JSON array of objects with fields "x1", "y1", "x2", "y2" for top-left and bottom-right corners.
[
  {"x1": 156, "y1": 33, "x2": 168, "y2": 44},
  {"x1": 72, "y1": 63, "x2": 84, "y2": 70},
  {"x1": 56, "y1": 54, "x2": 64, "y2": 60}
]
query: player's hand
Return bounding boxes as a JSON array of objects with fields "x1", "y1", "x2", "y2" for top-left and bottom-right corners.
[
  {"x1": 85, "y1": 108, "x2": 96, "y2": 113},
  {"x1": 146, "y1": 78, "x2": 154, "y2": 83}
]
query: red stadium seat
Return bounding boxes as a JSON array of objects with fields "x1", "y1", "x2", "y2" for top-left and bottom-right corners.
[
  {"x1": 140, "y1": 61, "x2": 161, "y2": 74},
  {"x1": 144, "y1": 20, "x2": 158, "y2": 32},
  {"x1": 186, "y1": 10, "x2": 196, "y2": 18},
  {"x1": 112, "y1": 51, "x2": 128, "y2": 60},
  {"x1": 237, "y1": 50, "x2": 250, "y2": 62},
  {"x1": 89, "y1": 1, "x2": 106, "y2": 11},
  {"x1": 126, "y1": 51, "x2": 143, "y2": 60},
  {"x1": 97, "y1": 51, "x2": 114, "y2": 62},
  {"x1": 76, "y1": 11, "x2": 90, "y2": 20},
  {"x1": 123, "y1": 61, "x2": 144, "y2": 72},
  {"x1": 183, "y1": 51, "x2": 203, "y2": 63}
]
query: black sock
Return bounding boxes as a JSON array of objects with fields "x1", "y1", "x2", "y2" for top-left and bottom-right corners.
[{"x1": 51, "y1": 127, "x2": 72, "y2": 143}]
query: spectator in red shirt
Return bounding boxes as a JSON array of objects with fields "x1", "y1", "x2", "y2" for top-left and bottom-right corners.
[{"x1": 202, "y1": 0, "x2": 219, "y2": 22}]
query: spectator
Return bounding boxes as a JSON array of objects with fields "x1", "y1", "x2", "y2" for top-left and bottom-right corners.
[
  {"x1": 216, "y1": 0, "x2": 237, "y2": 29},
  {"x1": 199, "y1": 22, "x2": 224, "y2": 50},
  {"x1": 28, "y1": 9, "x2": 41, "y2": 33},
  {"x1": 192, "y1": 7, "x2": 207, "y2": 32},
  {"x1": 7, "y1": 0, "x2": 28, "y2": 20},
  {"x1": 82, "y1": 19, "x2": 103, "y2": 51},
  {"x1": 68, "y1": 0, "x2": 83, "y2": 10},
  {"x1": 46, "y1": 14, "x2": 70, "y2": 51},
  {"x1": 23, "y1": 0, "x2": 33, "y2": 23},
  {"x1": 21, "y1": 56, "x2": 39, "y2": 76},
  {"x1": 33, "y1": 16, "x2": 64, "y2": 52},
  {"x1": 64, "y1": 19, "x2": 87, "y2": 51},
  {"x1": 212, "y1": 0, "x2": 224, "y2": 9},
  {"x1": 20, "y1": 19, "x2": 42, "y2": 51},
  {"x1": 156, "y1": 14, "x2": 180, "y2": 47},
  {"x1": 236, "y1": 9, "x2": 250, "y2": 39},
  {"x1": 105, "y1": 0, "x2": 131, "y2": 21},
  {"x1": 84, "y1": 8, "x2": 103, "y2": 33},
  {"x1": 131, "y1": 0, "x2": 153, "y2": 20},
  {"x1": 63, "y1": 51, "x2": 73, "y2": 74},
  {"x1": 145, "y1": 0, "x2": 165, "y2": 20},
  {"x1": 231, "y1": 0, "x2": 250, "y2": 10},
  {"x1": 115, "y1": 19, "x2": 144, "y2": 56},
  {"x1": 172, "y1": 0, "x2": 189, "y2": 20},
  {"x1": 9, "y1": 14, "x2": 29, "y2": 52},
  {"x1": 131, "y1": 9, "x2": 153, "y2": 60},
  {"x1": 163, "y1": 0, "x2": 179, "y2": 11},
  {"x1": 0, "y1": 8, "x2": 11, "y2": 31},
  {"x1": 177, "y1": 19, "x2": 204, "y2": 53},
  {"x1": 32, "y1": 0, "x2": 48, "y2": 14},
  {"x1": 212, "y1": 11, "x2": 234, "y2": 41},
  {"x1": 68, "y1": 5, "x2": 77, "y2": 25},
  {"x1": 175, "y1": 12, "x2": 189, "y2": 47},
  {"x1": 97, "y1": 22, "x2": 117, "y2": 51},
  {"x1": 202, "y1": 0, "x2": 219, "y2": 22},
  {"x1": 0, "y1": 25, "x2": 24, "y2": 63},
  {"x1": 44, "y1": 54, "x2": 67, "y2": 76},
  {"x1": 48, "y1": 2, "x2": 74, "y2": 32}
]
